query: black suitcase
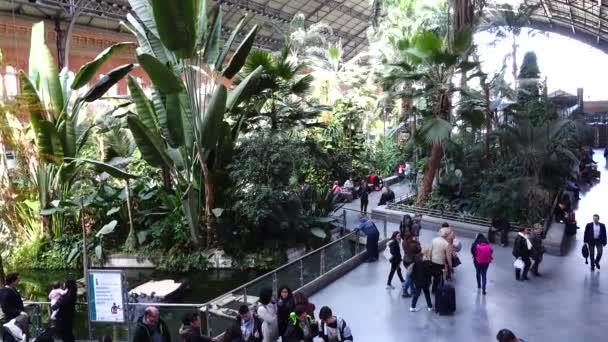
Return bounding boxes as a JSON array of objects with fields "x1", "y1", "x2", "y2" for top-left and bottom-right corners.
[{"x1": 435, "y1": 282, "x2": 456, "y2": 315}]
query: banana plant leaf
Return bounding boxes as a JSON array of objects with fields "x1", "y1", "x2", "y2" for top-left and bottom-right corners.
[
  {"x1": 127, "y1": 75, "x2": 160, "y2": 135},
  {"x1": 202, "y1": 6, "x2": 222, "y2": 65},
  {"x1": 72, "y1": 42, "x2": 136, "y2": 90},
  {"x1": 83, "y1": 64, "x2": 134, "y2": 102},
  {"x1": 222, "y1": 25, "x2": 258, "y2": 79},
  {"x1": 127, "y1": 114, "x2": 173, "y2": 168},
  {"x1": 214, "y1": 15, "x2": 247, "y2": 71},
  {"x1": 199, "y1": 85, "x2": 227, "y2": 155},
  {"x1": 164, "y1": 93, "x2": 185, "y2": 148},
  {"x1": 151, "y1": 0, "x2": 200, "y2": 59},
  {"x1": 226, "y1": 65, "x2": 263, "y2": 111},
  {"x1": 31, "y1": 22, "x2": 64, "y2": 116},
  {"x1": 38, "y1": 120, "x2": 64, "y2": 162},
  {"x1": 64, "y1": 157, "x2": 136, "y2": 179},
  {"x1": 18, "y1": 71, "x2": 45, "y2": 136},
  {"x1": 137, "y1": 53, "x2": 184, "y2": 94}
]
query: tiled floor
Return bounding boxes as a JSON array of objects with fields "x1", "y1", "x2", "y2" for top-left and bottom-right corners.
[{"x1": 312, "y1": 150, "x2": 608, "y2": 342}]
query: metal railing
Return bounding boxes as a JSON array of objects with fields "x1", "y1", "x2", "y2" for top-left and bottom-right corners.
[
  {"x1": 19, "y1": 208, "x2": 386, "y2": 341},
  {"x1": 202, "y1": 227, "x2": 367, "y2": 337}
]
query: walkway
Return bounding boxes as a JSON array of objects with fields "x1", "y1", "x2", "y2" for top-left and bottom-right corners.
[
  {"x1": 338, "y1": 181, "x2": 411, "y2": 235},
  {"x1": 312, "y1": 150, "x2": 608, "y2": 342}
]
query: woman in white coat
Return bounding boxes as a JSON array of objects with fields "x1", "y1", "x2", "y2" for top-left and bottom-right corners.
[{"x1": 257, "y1": 287, "x2": 279, "y2": 342}]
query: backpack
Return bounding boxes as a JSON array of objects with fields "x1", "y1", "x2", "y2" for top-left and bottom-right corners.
[{"x1": 475, "y1": 243, "x2": 492, "y2": 264}]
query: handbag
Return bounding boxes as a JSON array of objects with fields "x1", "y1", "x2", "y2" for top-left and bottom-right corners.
[
  {"x1": 513, "y1": 258, "x2": 524, "y2": 270},
  {"x1": 383, "y1": 244, "x2": 392, "y2": 260},
  {"x1": 452, "y1": 255, "x2": 461, "y2": 268},
  {"x1": 582, "y1": 244, "x2": 589, "y2": 264}
]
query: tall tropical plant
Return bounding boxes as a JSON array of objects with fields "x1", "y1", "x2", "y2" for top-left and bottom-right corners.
[
  {"x1": 122, "y1": 0, "x2": 262, "y2": 246},
  {"x1": 17, "y1": 21, "x2": 136, "y2": 237},
  {"x1": 382, "y1": 29, "x2": 482, "y2": 206}
]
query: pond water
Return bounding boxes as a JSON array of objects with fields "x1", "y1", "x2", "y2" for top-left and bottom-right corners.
[{"x1": 18, "y1": 268, "x2": 264, "y2": 340}]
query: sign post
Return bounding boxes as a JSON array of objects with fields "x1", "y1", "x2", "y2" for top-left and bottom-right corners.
[{"x1": 87, "y1": 270, "x2": 127, "y2": 340}]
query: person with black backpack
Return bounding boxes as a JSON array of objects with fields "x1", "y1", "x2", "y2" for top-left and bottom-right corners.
[
  {"x1": 409, "y1": 257, "x2": 434, "y2": 312},
  {"x1": 317, "y1": 306, "x2": 352, "y2": 342}
]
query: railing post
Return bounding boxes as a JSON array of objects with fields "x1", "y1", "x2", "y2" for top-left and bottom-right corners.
[
  {"x1": 342, "y1": 209, "x2": 347, "y2": 235},
  {"x1": 320, "y1": 249, "x2": 326, "y2": 275},
  {"x1": 383, "y1": 216, "x2": 387, "y2": 239},
  {"x1": 205, "y1": 304, "x2": 212, "y2": 337},
  {"x1": 243, "y1": 287, "x2": 248, "y2": 305},
  {"x1": 355, "y1": 231, "x2": 360, "y2": 255},
  {"x1": 272, "y1": 273, "x2": 278, "y2": 298},
  {"x1": 340, "y1": 239, "x2": 345, "y2": 263},
  {"x1": 299, "y1": 259, "x2": 304, "y2": 288}
]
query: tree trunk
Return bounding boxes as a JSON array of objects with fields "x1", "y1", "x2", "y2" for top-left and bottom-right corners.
[
  {"x1": 162, "y1": 167, "x2": 173, "y2": 192},
  {"x1": 512, "y1": 34, "x2": 518, "y2": 92},
  {"x1": 416, "y1": 143, "x2": 442, "y2": 206},
  {"x1": 125, "y1": 180, "x2": 137, "y2": 250},
  {"x1": 483, "y1": 81, "x2": 492, "y2": 162},
  {"x1": 202, "y1": 161, "x2": 215, "y2": 247}
]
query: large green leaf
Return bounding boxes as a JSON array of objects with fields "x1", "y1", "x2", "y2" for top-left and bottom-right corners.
[
  {"x1": 64, "y1": 157, "x2": 137, "y2": 179},
  {"x1": 83, "y1": 64, "x2": 134, "y2": 102},
  {"x1": 199, "y1": 85, "x2": 227, "y2": 154},
  {"x1": 28, "y1": 21, "x2": 45, "y2": 85},
  {"x1": 38, "y1": 120, "x2": 64, "y2": 162},
  {"x1": 96, "y1": 220, "x2": 117, "y2": 237},
  {"x1": 178, "y1": 91, "x2": 194, "y2": 148},
  {"x1": 310, "y1": 228, "x2": 327, "y2": 239},
  {"x1": 124, "y1": 14, "x2": 172, "y2": 64},
  {"x1": 202, "y1": 6, "x2": 222, "y2": 65},
  {"x1": 18, "y1": 71, "x2": 45, "y2": 136},
  {"x1": 64, "y1": 114, "x2": 76, "y2": 158},
  {"x1": 226, "y1": 65, "x2": 263, "y2": 112},
  {"x1": 151, "y1": 0, "x2": 200, "y2": 58},
  {"x1": 127, "y1": 114, "x2": 172, "y2": 168},
  {"x1": 413, "y1": 30, "x2": 442, "y2": 54},
  {"x1": 453, "y1": 29, "x2": 472, "y2": 53},
  {"x1": 164, "y1": 93, "x2": 185, "y2": 148},
  {"x1": 223, "y1": 25, "x2": 258, "y2": 79},
  {"x1": 215, "y1": 15, "x2": 246, "y2": 71},
  {"x1": 137, "y1": 54, "x2": 183, "y2": 94},
  {"x1": 31, "y1": 22, "x2": 64, "y2": 116},
  {"x1": 419, "y1": 117, "x2": 452, "y2": 145},
  {"x1": 129, "y1": 0, "x2": 161, "y2": 38},
  {"x1": 195, "y1": 0, "x2": 208, "y2": 50},
  {"x1": 72, "y1": 42, "x2": 136, "y2": 90},
  {"x1": 127, "y1": 75, "x2": 159, "y2": 135}
]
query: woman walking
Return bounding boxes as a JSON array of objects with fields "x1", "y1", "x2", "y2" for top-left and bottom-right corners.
[
  {"x1": 410, "y1": 256, "x2": 434, "y2": 312},
  {"x1": 257, "y1": 288, "x2": 279, "y2": 342},
  {"x1": 401, "y1": 234, "x2": 422, "y2": 298},
  {"x1": 386, "y1": 231, "x2": 405, "y2": 289},
  {"x1": 530, "y1": 223, "x2": 545, "y2": 276},
  {"x1": 276, "y1": 286, "x2": 295, "y2": 338},
  {"x1": 513, "y1": 227, "x2": 533, "y2": 281},
  {"x1": 471, "y1": 233, "x2": 493, "y2": 295},
  {"x1": 52, "y1": 279, "x2": 77, "y2": 342}
]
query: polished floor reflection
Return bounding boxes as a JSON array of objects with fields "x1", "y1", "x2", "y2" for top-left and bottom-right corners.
[{"x1": 312, "y1": 150, "x2": 608, "y2": 342}]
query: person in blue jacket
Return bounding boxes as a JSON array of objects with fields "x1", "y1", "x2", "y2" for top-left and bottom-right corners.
[{"x1": 354, "y1": 216, "x2": 379, "y2": 262}]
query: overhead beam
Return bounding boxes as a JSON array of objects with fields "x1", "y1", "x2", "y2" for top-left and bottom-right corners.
[
  {"x1": 214, "y1": 0, "x2": 366, "y2": 45},
  {"x1": 566, "y1": 0, "x2": 576, "y2": 34},
  {"x1": 598, "y1": 0, "x2": 603, "y2": 44},
  {"x1": 538, "y1": 0, "x2": 553, "y2": 26}
]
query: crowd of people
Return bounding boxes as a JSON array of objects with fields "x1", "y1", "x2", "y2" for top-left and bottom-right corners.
[{"x1": 0, "y1": 273, "x2": 77, "y2": 342}]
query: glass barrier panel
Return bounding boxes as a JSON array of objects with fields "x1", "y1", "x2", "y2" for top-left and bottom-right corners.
[
  {"x1": 275, "y1": 261, "x2": 302, "y2": 292},
  {"x1": 301, "y1": 252, "x2": 321, "y2": 285},
  {"x1": 324, "y1": 241, "x2": 343, "y2": 273}
]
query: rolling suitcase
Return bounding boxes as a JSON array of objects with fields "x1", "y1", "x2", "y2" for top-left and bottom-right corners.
[{"x1": 435, "y1": 278, "x2": 456, "y2": 315}]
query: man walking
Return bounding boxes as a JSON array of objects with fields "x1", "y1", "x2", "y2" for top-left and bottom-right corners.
[
  {"x1": 133, "y1": 306, "x2": 171, "y2": 342},
  {"x1": 584, "y1": 214, "x2": 607, "y2": 272}
]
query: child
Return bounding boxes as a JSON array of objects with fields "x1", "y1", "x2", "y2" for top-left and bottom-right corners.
[{"x1": 48, "y1": 282, "x2": 67, "y2": 320}]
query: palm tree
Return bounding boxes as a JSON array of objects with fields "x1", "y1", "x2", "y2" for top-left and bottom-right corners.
[
  {"x1": 479, "y1": 3, "x2": 538, "y2": 91},
  {"x1": 287, "y1": 13, "x2": 333, "y2": 64}
]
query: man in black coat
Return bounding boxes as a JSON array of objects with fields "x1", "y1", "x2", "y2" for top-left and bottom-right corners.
[
  {"x1": 584, "y1": 214, "x2": 607, "y2": 272},
  {"x1": 132, "y1": 307, "x2": 171, "y2": 342},
  {"x1": 0, "y1": 272, "x2": 24, "y2": 322}
]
